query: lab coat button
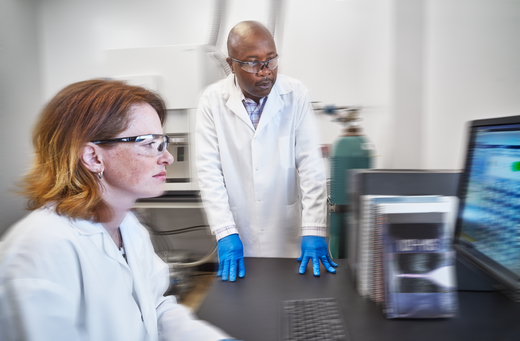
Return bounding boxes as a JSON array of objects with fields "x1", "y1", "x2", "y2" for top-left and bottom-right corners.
[{"x1": 255, "y1": 167, "x2": 259, "y2": 171}]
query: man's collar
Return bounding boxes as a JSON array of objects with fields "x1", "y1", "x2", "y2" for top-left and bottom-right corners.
[{"x1": 234, "y1": 74, "x2": 267, "y2": 104}]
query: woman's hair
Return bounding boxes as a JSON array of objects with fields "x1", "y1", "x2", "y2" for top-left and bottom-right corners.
[{"x1": 20, "y1": 79, "x2": 167, "y2": 222}]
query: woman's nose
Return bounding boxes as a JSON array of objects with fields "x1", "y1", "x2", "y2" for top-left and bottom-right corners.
[{"x1": 159, "y1": 149, "x2": 174, "y2": 165}]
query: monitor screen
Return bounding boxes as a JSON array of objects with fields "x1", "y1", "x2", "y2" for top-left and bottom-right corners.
[{"x1": 454, "y1": 115, "x2": 520, "y2": 301}]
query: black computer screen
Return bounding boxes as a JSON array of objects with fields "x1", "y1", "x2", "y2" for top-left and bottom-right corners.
[{"x1": 454, "y1": 115, "x2": 520, "y2": 301}]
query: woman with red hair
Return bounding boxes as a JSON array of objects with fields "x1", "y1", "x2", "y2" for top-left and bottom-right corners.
[{"x1": 0, "y1": 79, "x2": 230, "y2": 341}]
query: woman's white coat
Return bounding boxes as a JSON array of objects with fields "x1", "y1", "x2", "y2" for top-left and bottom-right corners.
[{"x1": 0, "y1": 208, "x2": 228, "y2": 341}]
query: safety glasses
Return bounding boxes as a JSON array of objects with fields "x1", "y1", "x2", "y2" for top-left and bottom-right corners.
[
  {"x1": 229, "y1": 55, "x2": 279, "y2": 74},
  {"x1": 92, "y1": 134, "x2": 170, "y2": 157}
]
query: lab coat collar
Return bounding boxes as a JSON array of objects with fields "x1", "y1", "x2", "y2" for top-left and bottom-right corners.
[
  {"x1": 255, "y1": 79, "x2": 283, "y2": 133},
  {"x1": 68, "y1": 212, "x2": 144, "y2": 268},
  {"x1": 119, "y1": 215, "x2": 155, "y2": 337},
  {"x1": 69, "y1": 212, "x2": 155, "y2": 337},
  {"x1": 223, "y1": 73, "x2": 294, "y2": 133},
  {"x1": 69, "y1": 217, "x2": 105, "y2": 236},
  {"x1": 224, "y1": 75, "x2": 255, "y2": 131}
]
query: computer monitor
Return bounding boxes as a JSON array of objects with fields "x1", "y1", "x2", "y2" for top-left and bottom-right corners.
[{"x1": 454, "y1": 115, "x2": 520, "y2": 302}]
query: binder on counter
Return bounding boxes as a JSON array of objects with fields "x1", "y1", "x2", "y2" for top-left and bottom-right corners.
[
  {"x1": 377, "y1": 198, "x2": 459, "y2": 318},
  {"x1": 347, "y1": 170, "x2": 460, "y2": 290}
]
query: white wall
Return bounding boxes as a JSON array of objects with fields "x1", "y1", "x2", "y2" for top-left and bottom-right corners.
[
  {"x1": 389, "y1": 0, "x2": 426, "y2": 169},
  {"x1": 2, "y1": 0, "x2": 520, "y2": 239},
  {"x1": 424, "y1": 0, "x2": 520, "y2": 169},
  {"x1": 39, "y1": 0, "x2": 215, "y2": 100},
  {"x1": 0, "y1": 0, "x2": 43, "y2": 235},
  {"x1": 37, "y1": 0, "x2": 393, "y2": 167},
  {"x1": 282, "y1": 0, "x2": 393, "y2": 169}
]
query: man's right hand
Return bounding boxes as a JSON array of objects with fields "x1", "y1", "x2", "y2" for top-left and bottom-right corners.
[{"x1": 217, "y1": 234, "x2": 246, "y2": 282}]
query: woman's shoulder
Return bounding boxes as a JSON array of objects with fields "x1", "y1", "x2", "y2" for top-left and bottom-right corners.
[
  {"x1": 5, "y1": 207, "x2": 65, "y2": 231},
  {"x1": 2, "y1": 208, "x2": 84, "y2": 252},
  {"x1": 0, "y1": 208, "x2": 87, "y2": 279}
]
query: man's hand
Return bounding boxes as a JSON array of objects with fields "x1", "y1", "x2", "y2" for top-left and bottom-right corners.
[
  {"x1": 297, "y1": 236, "x2": 338, "y2": 276},
  {"x1": 217, "y1": 234, "x2": 246, "y2": 281}
]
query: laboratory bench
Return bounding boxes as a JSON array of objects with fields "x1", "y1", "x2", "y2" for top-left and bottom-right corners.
[{"x1": 197, "y1": 258, "x2": 520, "y2": 341}]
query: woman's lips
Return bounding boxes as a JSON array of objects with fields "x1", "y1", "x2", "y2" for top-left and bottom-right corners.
[{"x1": 153, "y1": 171, "x2": 167, "y2": 181}]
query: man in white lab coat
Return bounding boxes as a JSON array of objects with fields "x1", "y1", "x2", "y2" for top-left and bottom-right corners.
[{"x1": 196, "y1": 21, "x2": 337, "y2": 281}]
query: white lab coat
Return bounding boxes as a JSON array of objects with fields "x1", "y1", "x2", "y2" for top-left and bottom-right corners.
[
  {"x1": 0, "y1": 207, "x2": 230, "y2": 341},
  {"x1": 196, "y1": 73, "x2": 328, "y2": 258}
]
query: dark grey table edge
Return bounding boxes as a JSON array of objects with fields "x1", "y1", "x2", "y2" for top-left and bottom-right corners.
[{"x1": 197, "y1": 257, "x2": 520, "y2": 341}]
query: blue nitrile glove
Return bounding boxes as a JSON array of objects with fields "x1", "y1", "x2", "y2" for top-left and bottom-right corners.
[
  {"x1": 217, "y1": 234, "x2": 246, "y2": 282},
  {"x1": 297, "y1": 236, "x2": 338, "y2": 276}
]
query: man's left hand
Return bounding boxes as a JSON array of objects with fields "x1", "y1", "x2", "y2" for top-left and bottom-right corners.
[{"x1": 297, "y1": 236, "x2": 338, "y2": 276}]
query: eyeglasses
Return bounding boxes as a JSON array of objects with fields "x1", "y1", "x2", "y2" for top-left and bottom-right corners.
[
  {"x1": 229, "y1": 55, "x2": 279, "y2": 74},
  {"x1": 92, "y1": 134, "x2": 170, "y2": 157}
]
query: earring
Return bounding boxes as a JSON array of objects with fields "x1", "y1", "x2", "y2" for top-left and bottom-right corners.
[{"x1": 97, "y1": 170, "x2": 104, "y2": 180}]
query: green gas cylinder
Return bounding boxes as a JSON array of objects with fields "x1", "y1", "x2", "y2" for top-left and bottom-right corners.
[{"x1": 329, "y1": 122, "x2": 374, "y2": 259}]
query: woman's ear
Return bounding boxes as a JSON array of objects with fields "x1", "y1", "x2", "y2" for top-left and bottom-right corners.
[{"x1": 81, "y1": 143, "x2": 104, "y2": 173}]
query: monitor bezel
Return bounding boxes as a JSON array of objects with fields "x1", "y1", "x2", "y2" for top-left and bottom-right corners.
[{"x1": 453, "y1": 114, "x2": 520, "y2": 302}]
